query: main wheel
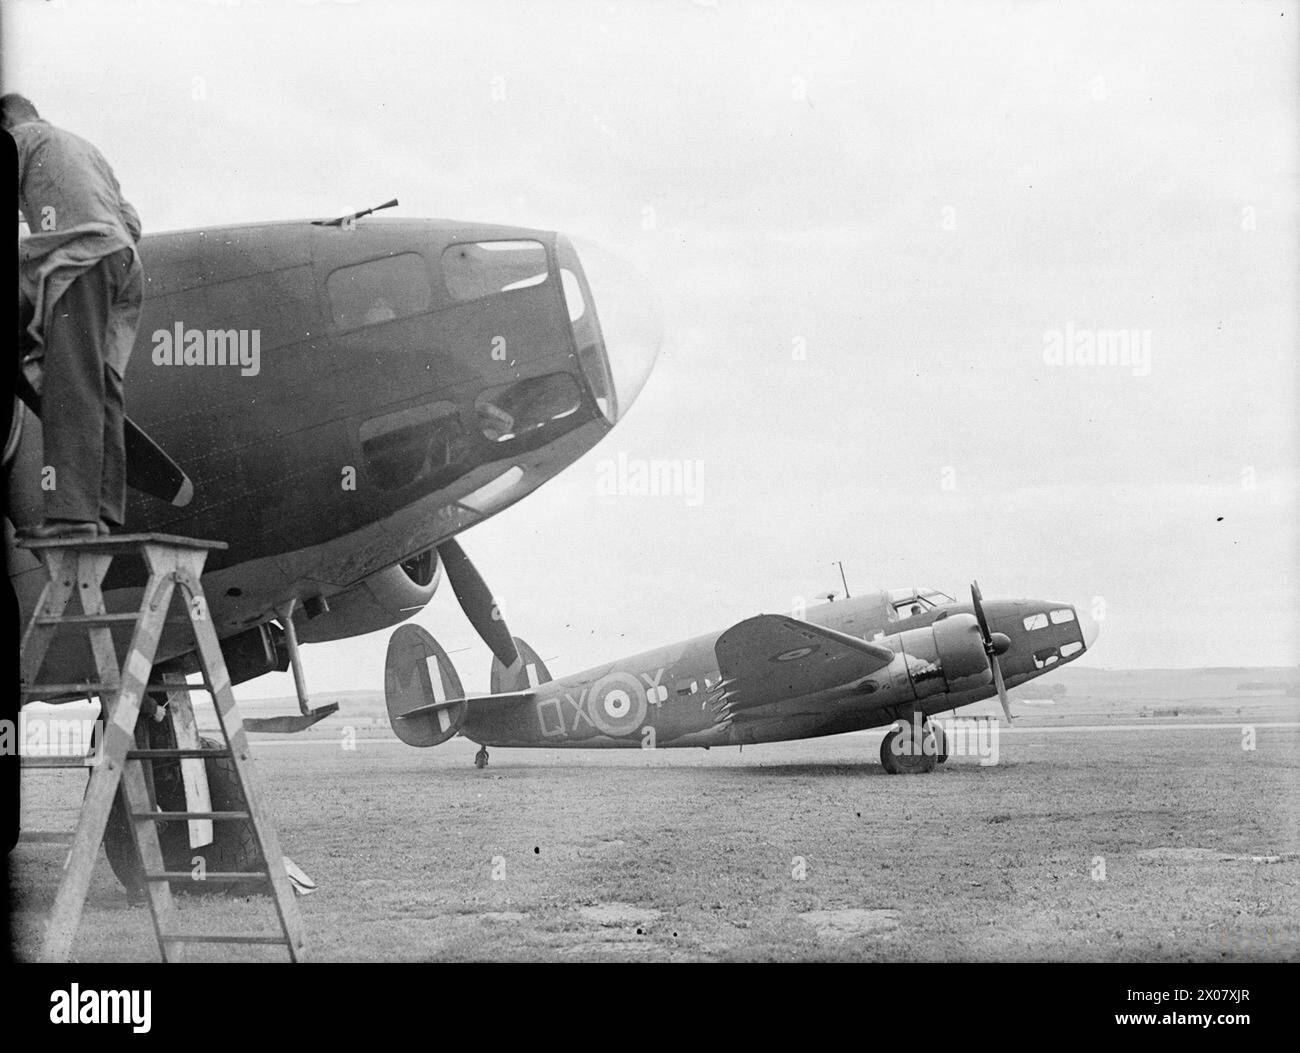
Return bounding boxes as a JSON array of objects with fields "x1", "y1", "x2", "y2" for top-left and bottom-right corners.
[
  {"x1": 879, "y1": 723, "x2": 938, "y2": 774},
  {"x1": 100, "y1": 712, "x2": 264, "y2": 897},
  {"x1": 474, "y1": 746, "x2": 489, "y2": 770}
]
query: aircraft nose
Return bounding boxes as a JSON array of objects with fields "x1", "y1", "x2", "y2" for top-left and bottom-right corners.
[{"x1": 1077, "y1": 606, "x2": 1100, "y2": 649}]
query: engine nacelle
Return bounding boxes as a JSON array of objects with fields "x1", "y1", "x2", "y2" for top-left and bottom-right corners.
[
  {"x1": 894, "y1": 613, "x2": 992, "y2": 700},
  {"x1": 296, "y1": 550, "x2": 442, "y2": 643}
]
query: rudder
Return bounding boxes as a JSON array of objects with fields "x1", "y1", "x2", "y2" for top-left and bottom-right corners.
[
  {"x1": 385, "y1": 624, "x2": 466, "y2": 746},
  {"x1": 491, "y1": 637, "x2": 552, "y2": 694}
]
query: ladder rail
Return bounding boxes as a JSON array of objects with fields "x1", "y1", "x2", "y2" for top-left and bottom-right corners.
[{"x1": 178, "y1": 559, "x2": 306, "y2": 960}]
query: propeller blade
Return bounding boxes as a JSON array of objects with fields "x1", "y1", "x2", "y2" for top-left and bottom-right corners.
[
  {"x1": 973, "y1": 581, "x2": 1013, "y2": 722},
  {"x1": 123, "y1": 416, "x2": 194, "y2": 507},
  {"x1": 992, "y1": 654, "x2": 1013, "y2": 723},
  {"x1": 16, "y1": 364, "x2": 193, "y2": 507},
  {"x1": 970, "y1": 580, "x2": 991, "y2": 642},
  {"x1": 436, "y1": 539, "x2": 520, "y2": 669}
]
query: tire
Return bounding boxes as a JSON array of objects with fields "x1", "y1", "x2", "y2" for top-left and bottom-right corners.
[
  {"x1": 100, "y1": 722, "x2": 264, "y2": 897},
  {"x1": 879, "y1": 728, "x2": 901, "y2": 773},
  {"x1": 879, "y1": 723, "x2": 937, "y2": 775}
]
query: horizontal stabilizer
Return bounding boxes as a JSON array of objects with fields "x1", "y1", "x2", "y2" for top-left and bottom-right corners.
[{"x1": 396, "y1": 689, "x2": 535, "y2": 721}]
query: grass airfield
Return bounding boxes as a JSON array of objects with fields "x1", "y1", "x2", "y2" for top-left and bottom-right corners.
[{"x1": 10, "y1": 668, "x2": 1300, "y2": 962}]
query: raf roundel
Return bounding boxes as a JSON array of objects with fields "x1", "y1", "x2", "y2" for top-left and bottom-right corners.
[
  {"x1": 774, "y1": 645, "x2": 816, "y2": 662},
  {"x1": 586, "y1": 671, "x2": 648, "y2": 736}
]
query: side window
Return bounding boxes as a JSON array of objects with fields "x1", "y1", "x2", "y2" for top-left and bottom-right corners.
[
  {"x1": 1050, "y1": 609, "x2": 1075, "y2": 624},
  {"x1": 1023, "y1": 613, "x2": 1049, "y2": 631},
  {"x1": 475, "y1": 372, "x2": 582, "y2": 443},
  {"x1": 359, "y1": 401, "x2": 471, "y2": 491},
  {"x1": 328, "y1": 253, "x2": 432, "y2": 331},
  {"x1": 442, "y1": 240, "x2": 549, "y2": 302}
]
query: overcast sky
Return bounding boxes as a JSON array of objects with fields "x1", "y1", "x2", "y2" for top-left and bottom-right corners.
[{"x1": 5, "y1": 0, "x2": 1296, "y2": 695}]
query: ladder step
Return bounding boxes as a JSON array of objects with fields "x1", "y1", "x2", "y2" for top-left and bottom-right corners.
[
  {"x1": 18, "y1": 531, "x2": 229, "y2": 552},
  {"x1": 146, "y1": 681, "x2": 215, "y2": 694},
  {"x1": 22, "y1": 681, "x2": 215, "y2": 697},
  {"x1": 161, "y1": 933, "x2": 289, "y2": 946},
  {"x1": 22, "y1": 682, "x2": 118, "y2": 696},
  {"x1": 127, "y1": 747, "x2": 231, "y2": 760},
  {"x1": 130, "y1": 810, "x2": 251, "y2": 821},
  {"x1": 36, "y1": 612, "x2": 140, "y2": 626},
  {"x1": 143, "y1": 871, "x2": 269, "y2": 883},
  {"x1": 18, "y1": 830, "x2": 75, "y2": 844},
  {"x1": 21, "y1": 755, "x2": 97, "y2": 769}
]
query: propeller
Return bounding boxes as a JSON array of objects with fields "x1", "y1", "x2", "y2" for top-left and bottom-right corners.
[
  {"x1": 436, "y1": 538, "x2": 521, "y2": 670},
  {"x1": 971, "y1": 580, "x2": 1014, "y2": 723},
  {"x1": 17, "y1": 351, "x2": 193, "y2": 507}
]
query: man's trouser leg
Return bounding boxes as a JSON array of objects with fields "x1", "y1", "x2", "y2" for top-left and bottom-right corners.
[
  {"x1": 100, "y1": 361, "x2": 127, "y2": 529},
  {"x1": 43, "y1": 263, "x2": 112, "y2": 525},
  {"x1": 43, "y1": 248, "x2": 139, "y2": 527}
]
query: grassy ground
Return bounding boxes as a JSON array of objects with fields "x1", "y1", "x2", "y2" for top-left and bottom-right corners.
[{"x1": 10, "y1": 700, "x2": 1299, "y2": 961}]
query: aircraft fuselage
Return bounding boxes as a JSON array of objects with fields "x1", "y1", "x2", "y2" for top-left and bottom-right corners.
[{"x1": 464, "y1": 590, "x2": 1096, "y2": 749}]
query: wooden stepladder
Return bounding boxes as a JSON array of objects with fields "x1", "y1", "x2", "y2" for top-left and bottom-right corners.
[{"x1": 19, "y1": 533, "x2": 305, "y2": 962}]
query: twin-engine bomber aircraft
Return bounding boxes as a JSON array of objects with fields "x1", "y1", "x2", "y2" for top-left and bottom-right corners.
[{"x1": 385, "y1": 582, "x2": 1099, "y2": 773}]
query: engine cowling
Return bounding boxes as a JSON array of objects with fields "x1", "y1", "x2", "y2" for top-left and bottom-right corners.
[
  {"x1": 894, "y1": 613, "x2": 992, "y2": 700},
  {"x1": 296, "y1": 549, "x2": 442, "y2": 643}
]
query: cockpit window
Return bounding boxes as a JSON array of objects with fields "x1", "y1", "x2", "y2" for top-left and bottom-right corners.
[
  {"x1": 561, "y1": 268, "x2": 586, "y2": 322},
  {"x1": 1050, "y1": 609, "x2": 1075, "y2": 624},
  {"x1": 887, "y1": 587, "x2": 956, "y2": 620},
  {"x1": 328, "y1": 253, "x2": 432, "y2": 330},
  {"x1": 441, "y1": 240, "x2": 549, "y2": 302},
  {"x1": 1023, "y1": 613, "x2": 1049, "y2": 631},
  {"x1": 475, "y1": 372, "x2": 583, "y2": 443}
]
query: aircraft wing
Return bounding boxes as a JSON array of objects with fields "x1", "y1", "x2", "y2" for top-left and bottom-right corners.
[{"x1": 712, "y1": 614, "x2": 894, "y2": 715}]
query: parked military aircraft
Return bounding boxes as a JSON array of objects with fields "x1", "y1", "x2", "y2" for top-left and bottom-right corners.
[
  {"x1": 385, "y1": 582, "x2": 1099, "y2": 773},
  {"x1": 10, "y1": 205, "x2": 660, "y2": 877}
]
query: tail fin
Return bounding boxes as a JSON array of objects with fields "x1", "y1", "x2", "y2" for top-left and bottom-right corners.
[
  {"x1": 491, "y1": 637, "x2": 552, "y2": 694},
  {"x1": 385, "y1": 624, "x2": 466, "y2": 746}
]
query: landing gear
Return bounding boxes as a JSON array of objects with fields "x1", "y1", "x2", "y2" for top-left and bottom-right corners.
[
  {"x1": 879, "y1": 719, "x2": 940, "y2": 774},
  {"x1": 101, "y1": 691, "x2": 263, "y2": 897},
  {"x1": 933, "y1": 722, "x2": 949, "y2": 764},
  {"x1": 474, "y1": 746, "x2": 489, "y2": 770}
]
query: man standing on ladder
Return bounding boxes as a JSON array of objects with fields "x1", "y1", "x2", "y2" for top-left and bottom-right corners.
[{"x1": 6, "y1": 93, "x2": 143, "y2": 539}]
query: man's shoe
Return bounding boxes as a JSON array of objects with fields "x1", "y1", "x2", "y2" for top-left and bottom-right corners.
[{"x1": 23, "y1": 520, "x2": 100, "y2": 540}]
